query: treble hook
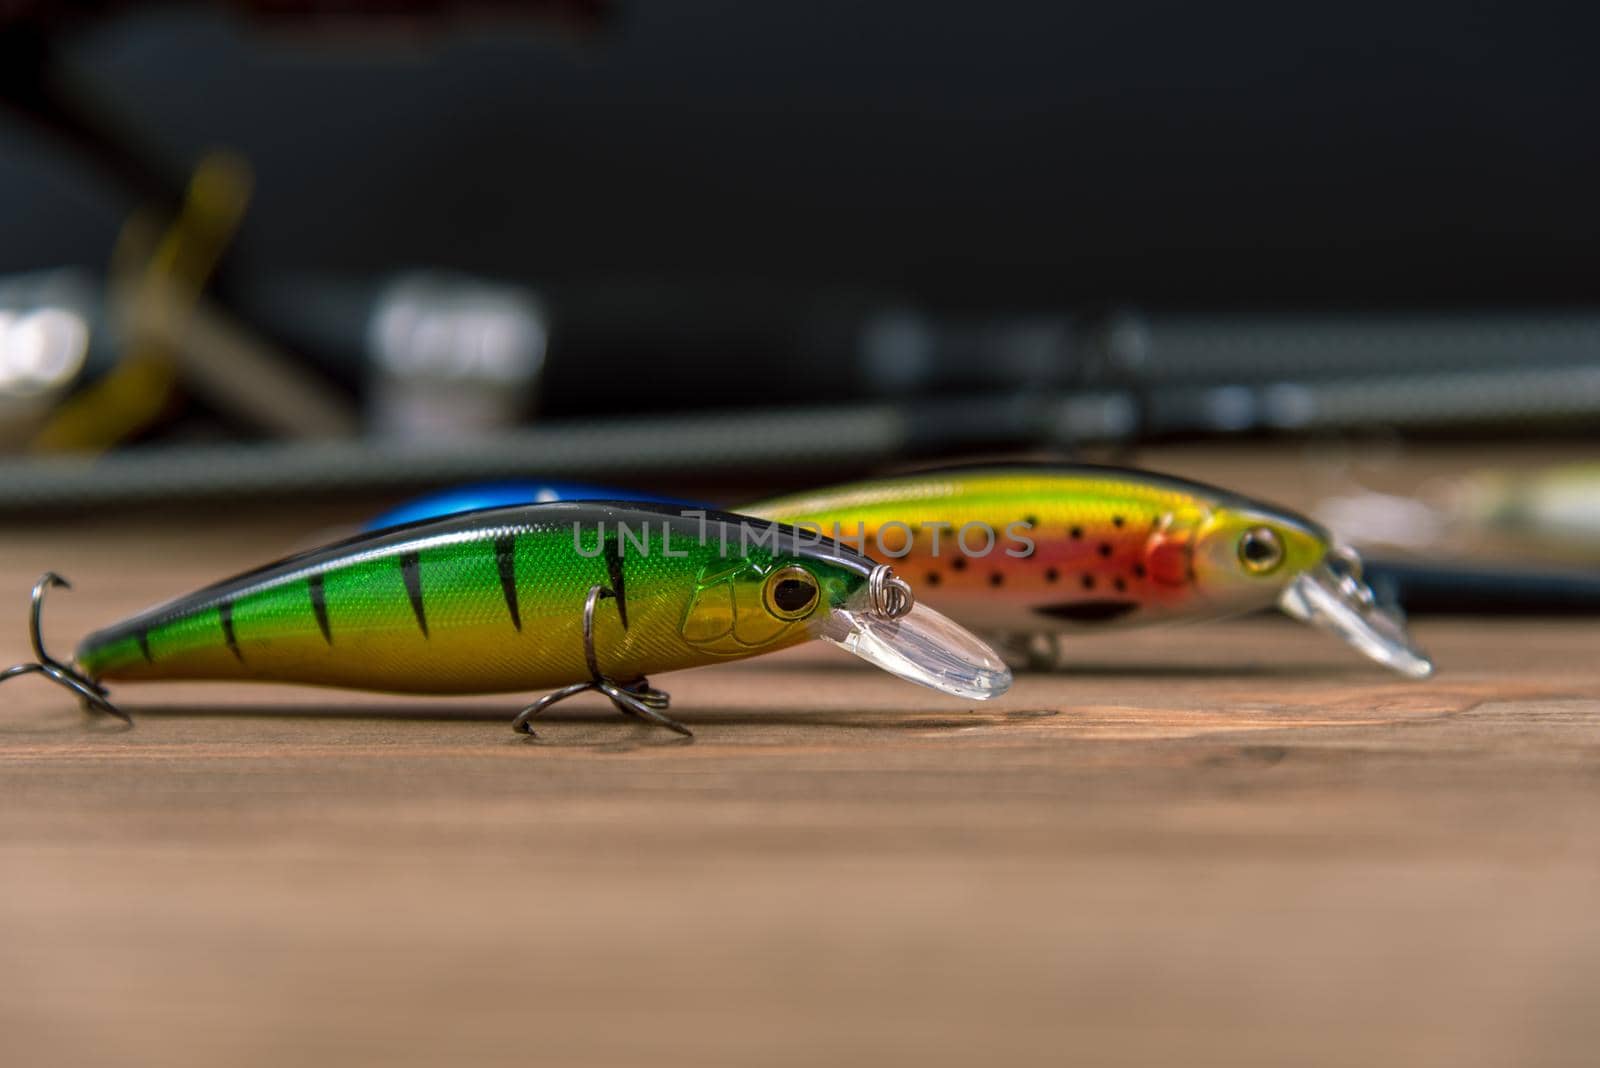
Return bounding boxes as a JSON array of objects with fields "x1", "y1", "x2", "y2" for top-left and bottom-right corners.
[
  {"x1": 512, "y1": 583, "x2": 690, "y2": 739},
  {"x1": 0, "y1": 573, "x2": 131, "y2": 725}
]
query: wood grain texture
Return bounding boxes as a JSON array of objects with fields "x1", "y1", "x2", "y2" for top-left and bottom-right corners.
[{"x1": 1, "y1": 456, "x2": 1598, "y2": 1068}]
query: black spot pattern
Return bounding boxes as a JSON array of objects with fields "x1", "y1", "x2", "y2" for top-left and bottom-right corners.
[{"x1": 1034, "y1": 600, "x2": 1139, "y2": 623}]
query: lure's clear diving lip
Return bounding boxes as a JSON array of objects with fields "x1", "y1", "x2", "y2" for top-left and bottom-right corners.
[
  {"x1": 820, "y1": 601, "x2": 1013, "y2": 700},
  {"x1": 1278, "y1": 558, "x2": 1434, "y2": 679}
]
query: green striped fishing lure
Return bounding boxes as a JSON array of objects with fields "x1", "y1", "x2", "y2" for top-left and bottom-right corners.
[{"x1": 3, "y1": 502, "x2": 1011, "y2": 736}]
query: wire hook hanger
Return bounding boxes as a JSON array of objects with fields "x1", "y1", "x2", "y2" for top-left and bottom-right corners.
[
  {"x1": 0, "y1": 573, "x2": 130, "y2": 724},
  {"x1": 512, "y1": 582, "x2": 691, "y2": 739}
]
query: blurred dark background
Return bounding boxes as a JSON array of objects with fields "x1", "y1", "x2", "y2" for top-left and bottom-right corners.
[
  {"x1": 9, "y1": 1, "x2": 1598, "y2": 309},
  {"x1": 0, "y1": 0, "x2": 1597, "y2": 516}
]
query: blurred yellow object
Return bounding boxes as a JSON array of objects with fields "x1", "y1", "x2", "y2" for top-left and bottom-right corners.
[
  {"x1": 31, "y1": 151, "x2": 253, "y2": 453},
  {"x1": 1317, "y1": 459, "x2": 1600, "y2": 561},
  {"x1": 1456, "y1": 462, "x2": 1600, "y2": 558}
]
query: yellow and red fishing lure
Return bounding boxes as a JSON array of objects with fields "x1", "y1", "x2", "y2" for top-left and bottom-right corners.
[{"x1": 744, "y1": 465, "x2": 1432, "y2": 676}]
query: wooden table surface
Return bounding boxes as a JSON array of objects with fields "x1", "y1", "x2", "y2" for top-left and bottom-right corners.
[{"x1": 2, "y1": 448, "x2": 1597, "y2": 1067}]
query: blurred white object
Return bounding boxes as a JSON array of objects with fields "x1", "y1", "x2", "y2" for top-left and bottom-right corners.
[
  {"x1": 0, "y1": 307, "x2": 90, "y2": 395},
  {"x1": 0, "y1": 271, "x2": 98, "y2": 447},
  {"x1": 1317, "y1": 490, "x2": 1448, "y2": 551},
  {"x1": 368, "y1": 272, "x2": 547, "y2": 438}
]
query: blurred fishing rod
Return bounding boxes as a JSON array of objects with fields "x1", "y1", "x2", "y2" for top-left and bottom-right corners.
[{"x1": 1, "y1": 356, "x2": 1599, "y2": 512}]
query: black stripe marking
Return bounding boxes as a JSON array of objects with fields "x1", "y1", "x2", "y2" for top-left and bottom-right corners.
[
  {"x1": 308, "y1": 572, "x2": 332, "y2": 645},
  {"x1": 137, "y1": 630, "x2": 153, "y2": 662},
  {"x1": 602, "y1": 533, "x2": 628, "y2": 629},
  {"x1": 493, "y1": 535, "x2": 521, "y2": 631},
  {"x1": 219, "y1": 600, "x2": 243, "y2": 661},
  {"x1": 399, "y1": 551, "x2": 428, "y2": 636},
  {"x1": 1033, "y1": 600, "x2": 1139, "y2": 624}
]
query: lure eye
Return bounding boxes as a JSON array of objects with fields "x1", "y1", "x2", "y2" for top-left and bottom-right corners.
[
  {"x1": 764, "y1": 566, "x2": 820, "y2": 620},
  {"x1": 1238, "y1": 526, "x2": 1286, "y2": 575}
]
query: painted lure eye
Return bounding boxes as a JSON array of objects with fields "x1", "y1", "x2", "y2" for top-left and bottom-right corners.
[
  {"x1": 1238, "y1": 526, "x2": 1285, "y2": 575},
  {"x1": 764, "y1": 566, "x2": 820, "y2": 620}
]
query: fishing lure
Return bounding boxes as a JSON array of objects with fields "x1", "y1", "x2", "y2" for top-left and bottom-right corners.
[
  {"x1": 1, "y1": 503, "x2": 1011, "y2": 736},
  {"x1": 742, "y1": 465, "x2": 1433, "y2": 678}
]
